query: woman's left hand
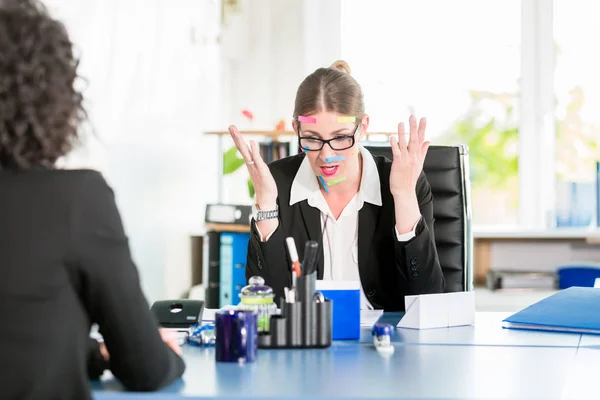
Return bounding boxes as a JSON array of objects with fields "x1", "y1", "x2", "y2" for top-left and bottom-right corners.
[{"x1": 389, "y1": 115, "x2": 430, "y2": 197}]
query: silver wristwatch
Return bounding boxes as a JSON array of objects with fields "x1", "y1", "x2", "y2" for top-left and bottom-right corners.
[{"x1": 252, "y1": 204, "x2": 279, "y2": 221}]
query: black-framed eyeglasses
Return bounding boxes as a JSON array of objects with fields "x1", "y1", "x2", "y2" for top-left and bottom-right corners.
[{"x1": 298, "y1": 124, "x2": 360, "y2": 151}]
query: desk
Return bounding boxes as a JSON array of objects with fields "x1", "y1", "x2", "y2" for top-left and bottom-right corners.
[{"x1": 93, "y1": 312, "x2": 598, "y2": 400}]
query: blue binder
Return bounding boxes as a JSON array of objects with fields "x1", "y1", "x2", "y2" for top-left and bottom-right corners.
[
  {"x1": 502, "y1": 287, "x2": 600, "y2": 335},
  {"x1": 219, "y1": 232, "x2": 250, "y2": 307}
]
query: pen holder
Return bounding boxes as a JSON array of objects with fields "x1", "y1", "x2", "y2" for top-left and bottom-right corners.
[{"x1": 258, "y1": 272, "x2": 332, "y2": 349}]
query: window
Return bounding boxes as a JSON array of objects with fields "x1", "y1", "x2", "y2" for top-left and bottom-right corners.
[
  {"x1": 340, "y1": 0, "x2": 522, "y2": 225},
  {"x1": 553, "y1": 0, "x2": 600, "y2": 227}
]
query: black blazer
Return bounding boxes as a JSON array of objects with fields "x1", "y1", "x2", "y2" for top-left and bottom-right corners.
[
  {"x1": 246, "y1": 152, "x2": 445, "y2": 311},
  {"x1": 0, "y1": 168, "x2": 184, "y2": 400}
]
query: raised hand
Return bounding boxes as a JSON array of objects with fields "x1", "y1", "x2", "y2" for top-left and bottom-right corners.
[
  {"x1": 228, "y1": 125, "x2": 278, "y2": 206},
  {"x1": 389, "y1": 115, "x2": 430, "y2": 197}
]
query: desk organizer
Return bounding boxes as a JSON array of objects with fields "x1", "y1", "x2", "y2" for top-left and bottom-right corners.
[{"x1": 258, "y1": 272, "x2": 333, "y2": 349}]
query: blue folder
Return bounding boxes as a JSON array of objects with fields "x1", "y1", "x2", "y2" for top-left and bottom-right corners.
[{"x1": 502, "y1": 287, "x2": 600, "y2": 335}]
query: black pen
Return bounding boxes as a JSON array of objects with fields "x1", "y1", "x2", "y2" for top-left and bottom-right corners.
[{"x1": 302, "y1": 240, "x2": 319, "y2": 275}]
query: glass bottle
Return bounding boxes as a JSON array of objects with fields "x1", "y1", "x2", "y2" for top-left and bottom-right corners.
[{"x1": 237, "y1": 276, "x2": 277, "y2": 333}]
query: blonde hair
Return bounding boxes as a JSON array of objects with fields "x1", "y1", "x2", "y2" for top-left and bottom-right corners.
[
  {"x1": 293, "y1": 59, "x2": 364, "y2": 123},
  {"x1": 329, "y1": 60, "x2": 351, "y2": 74}
]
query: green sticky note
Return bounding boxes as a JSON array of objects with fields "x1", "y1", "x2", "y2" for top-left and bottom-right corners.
[{"x1": 327, "y1": 177, "x2": 347, "y2": 186}]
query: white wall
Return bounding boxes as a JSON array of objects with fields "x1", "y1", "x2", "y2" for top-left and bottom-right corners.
[
  {"x1": 217, "y1": 0, "x2": 341, "y2": 203},
  {"x1": 48, "y1": 0, "x2": 222, "y2": 303}
]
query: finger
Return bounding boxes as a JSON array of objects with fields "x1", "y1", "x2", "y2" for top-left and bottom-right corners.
[
  {"x1": 396, "y1": 122, "x2": 408, "y2": 155},
  {"x1": 228, "y1": 125, "x2": 253, "y2": 163},
  {"x1": 389, "y1": 135, "x2": 402, "y2": 159},
  {"x1": 408, "y1": 115, "x2": 419, "y2": 149},
  {"x1": 159, "y1": 328, "x2": 177, "y2": 341},
  {"x1": 249, "y1": 140, "x2": 267, "y2": 168},
  {"x1": 418, "y1": 117, "x2": 427, "y2": 143},
  {"x1": 422, "y1": 141, "x2": 431, "y2": 159},
  {"x1": 166, "y1": 340, "x2": 182, "y2": 356},
  {"x1": 99, "y1": 343, "x2": 110, "y2": 361}
]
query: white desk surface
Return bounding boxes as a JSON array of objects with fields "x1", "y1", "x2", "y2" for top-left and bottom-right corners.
[
  {"x1": 362, "y1": 312, "x2": 583, "y2": 348},
  {"x1": 93, "y1": 312, "x2": 600, "y2": 400}
]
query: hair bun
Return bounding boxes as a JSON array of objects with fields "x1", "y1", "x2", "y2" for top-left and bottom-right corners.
[{"x1": 329, "y1": 60, "x2": 351, "y2": 75}]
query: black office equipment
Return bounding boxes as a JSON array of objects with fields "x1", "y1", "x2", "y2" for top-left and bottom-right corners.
[
  {"x1": 150, "y1": 299, "x2": 205, "y2": 329},
  {"x1": 205, "y1": 203, "x2": 252, "y2": 225}
]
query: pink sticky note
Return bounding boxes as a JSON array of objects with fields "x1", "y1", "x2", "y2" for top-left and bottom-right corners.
[{"x1": 298, "y1": 116, "x2": 316, "y2": 123}]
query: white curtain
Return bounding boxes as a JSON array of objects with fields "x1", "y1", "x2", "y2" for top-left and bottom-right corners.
[{"x1": 45, "y1": 0, "x2": 222, "y2": 302}]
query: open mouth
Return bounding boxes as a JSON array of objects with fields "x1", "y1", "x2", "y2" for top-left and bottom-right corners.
[{"x1": 320, "y1": 165, "x2": 339, "y2": 176}]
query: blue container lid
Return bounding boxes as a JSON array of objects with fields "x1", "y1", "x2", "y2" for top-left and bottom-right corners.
[
  {"x1": 556, "y1": 264, "x2": 600, "y2": 289},
  {"x1": 372, "y1": 323, "x2": 393, "y2": 337}
]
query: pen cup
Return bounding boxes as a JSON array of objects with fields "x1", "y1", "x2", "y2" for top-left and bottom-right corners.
[
  {"x1": 314, "y1": 298, "x2": 333, "y2": 348},
  {"x1": 295, "y1": 271, "x2": 316, "y2": 303},
  {"x1": 281, "y1": 299, "x2": 303, "y2": 347},
  {"x1": 295, "y1": 272, "x2": 317, "y2": 346},
  {"x1": 268, "y1": 315, "x2": 287, "y2": 347}
]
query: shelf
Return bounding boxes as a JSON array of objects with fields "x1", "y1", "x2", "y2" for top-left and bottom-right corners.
[
  {"x1": 205, "y1": 223, "x2": 250, "y2": 233},
  {"x1": 204, "y1": 130, "x2": 295, "y2": 137},
  {"x1": 204, "y1": 130, "x2": 397, "y2": 137},
  {"x1": 473, "y1": 226, "x2": 600, "y2": 241}
]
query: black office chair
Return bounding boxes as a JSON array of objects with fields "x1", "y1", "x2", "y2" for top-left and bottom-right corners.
[{"x1": 364, "y1": 143, "x2": 473, "y2": 292}]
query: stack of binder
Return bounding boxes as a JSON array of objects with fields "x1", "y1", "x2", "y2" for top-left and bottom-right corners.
[
  {"x1": 203, "y1": 203, "x2": 251, "y2": 309},
  {"x1": 502, "y1": 287, "x2": 600, "y2": 335}
]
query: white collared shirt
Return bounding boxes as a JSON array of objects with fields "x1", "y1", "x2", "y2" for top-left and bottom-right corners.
[{"x1": 257, "y1": 145, "x2": 418, "y2": 309}]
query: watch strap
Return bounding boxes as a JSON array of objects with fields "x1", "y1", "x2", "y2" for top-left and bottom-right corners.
[{"x1": 254, "y1": 205, "x2": 278, "y2": 221}]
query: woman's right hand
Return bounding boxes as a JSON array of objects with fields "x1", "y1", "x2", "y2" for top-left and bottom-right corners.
[
  {"x1": 228, "y1": 125, "x2": 278, "y2": 204},
  {"x1": 228, "y1": 125, "x2": 279, "y2": 240}
]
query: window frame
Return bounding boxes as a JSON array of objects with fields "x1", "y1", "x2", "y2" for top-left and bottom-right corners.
[{"x1": 335, "y1": 0, "x2": 558, "y2": 228}]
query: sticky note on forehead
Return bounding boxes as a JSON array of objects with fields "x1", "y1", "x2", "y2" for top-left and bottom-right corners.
[
  {"x1": 338, "y1": 116, "x2": 356, "y2": 123},
  {"x1": 298, "y1": 116, "x2": 316, "y2": 123}
]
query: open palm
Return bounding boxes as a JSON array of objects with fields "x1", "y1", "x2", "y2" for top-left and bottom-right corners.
[
  {"x1": 228, "y1": 125, "x2": 278, "y2": 203},
  {"x1": 389, "y1": 115, "x2": 430, "y2": 197}
]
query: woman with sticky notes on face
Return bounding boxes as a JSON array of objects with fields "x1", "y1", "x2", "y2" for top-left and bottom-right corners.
[
  {"x1": 0, "y1": 1, "x2": 184, "y2": 399},
  {"x1": 228, "y1": 60, "x2": 445, "y2": 311}
]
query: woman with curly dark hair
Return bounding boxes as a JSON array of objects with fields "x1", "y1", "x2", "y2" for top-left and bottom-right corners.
[{"x1": 0, "y1": 1, "x2": 185, "y2": 399}]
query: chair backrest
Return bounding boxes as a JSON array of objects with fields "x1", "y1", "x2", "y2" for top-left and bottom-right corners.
[{"x1": 364, "y1": 144, "x2": 473, "y2": 292}]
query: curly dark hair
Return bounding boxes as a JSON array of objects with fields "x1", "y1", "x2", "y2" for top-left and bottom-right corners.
[{"x1": 0, "y1": 0, "x2": 86, "y2": 170}]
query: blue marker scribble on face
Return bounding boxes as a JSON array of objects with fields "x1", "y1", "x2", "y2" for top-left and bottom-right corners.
[
  {"x1": 325, "y1": 155, "x2": 345, "y2": 163},
  {"x1": 303, "y1": 146, "x2": 310, "y2": 152},
  {"x1": 318, "y1": 176, "x2": 329, "y2": 193}
]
